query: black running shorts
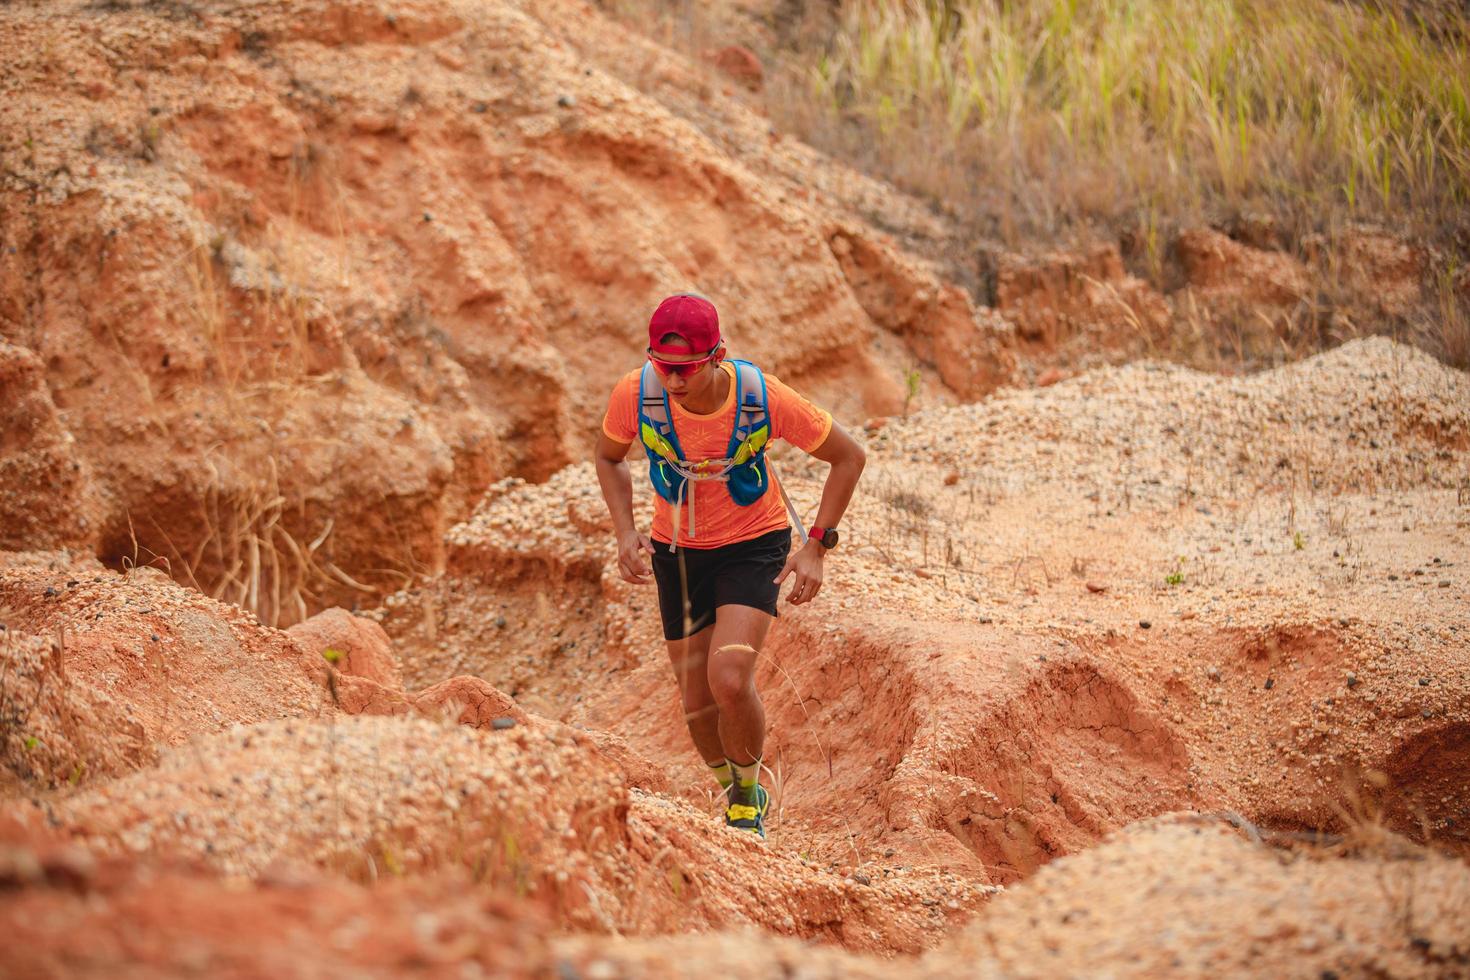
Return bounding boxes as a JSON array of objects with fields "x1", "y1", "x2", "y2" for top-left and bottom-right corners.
[{"x1": 650, "y1": 527, "x2": 792, "y2": 640}]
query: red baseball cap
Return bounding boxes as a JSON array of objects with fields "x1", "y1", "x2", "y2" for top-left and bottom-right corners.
[{"x1": 648, "y1": 294, "x2": 721, "y2": 354}]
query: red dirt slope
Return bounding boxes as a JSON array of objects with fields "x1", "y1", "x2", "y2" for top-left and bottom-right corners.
[{"x1": 0, "y1": 0, "x2": 1012, "y2": 622}]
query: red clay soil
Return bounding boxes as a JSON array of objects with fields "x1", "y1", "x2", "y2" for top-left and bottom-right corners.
[
  {"x1": 1, "y1": 816, "x2": 554, "y2": 980},
  {"x1": 3, "y1": 1, "x2": 1469, "y2": 976},
  {"x1": 2, "y1": 351, "x2": 1468, "y2": 972},
  {"x1": 0, "y1": 0, "x2": 1017, "y2": 622},
  {"x1": 0, "y1": 555, "x2": 326, "y2": 793}
]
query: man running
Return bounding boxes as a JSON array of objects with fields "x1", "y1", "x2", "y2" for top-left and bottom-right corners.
[{"x1": 594, "y1": 293, "x2": 866, "y2": 840}]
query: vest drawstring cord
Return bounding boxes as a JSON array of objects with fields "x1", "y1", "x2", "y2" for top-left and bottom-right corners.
[{"x1": 767, "y1": 457, "x2": 807, "y2": 543}]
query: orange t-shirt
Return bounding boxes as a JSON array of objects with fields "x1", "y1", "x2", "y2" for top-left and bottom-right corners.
[{"x1": 602, "y1": 362, "x2": 833, "y2": 548}]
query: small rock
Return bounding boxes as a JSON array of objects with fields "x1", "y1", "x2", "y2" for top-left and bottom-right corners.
[
  {"x1": 1264, "y1": 678, "x2": 1274, "y2": 690},
  {"x1": 943, "y1": 472, "x2": 960, "y2": 486},
  {"x1": 1346, "y1": 674, "x2": 1359, "y2": 688},
  {"x1": 852, "y1": 872, "x2": 871, "y2": 886},
  {"x1": 1206, "y1": 666, "x2": 1221, "y2": 681},
  {"x1": 557, "y1": 94, "x2": 576, "y2": 108},
  {"x1": 1085, "y1": 581, "x2": 1107, "y2": 594},
  {"x1": 491, "y1": 717, "x2": 517, "y2": 730},
  {"x1": 43, "y1": 586, "x2": 58, "y2": 597},
  {"x1": 1139, "y1": 620, "x2": 1152, "y2": 630},
  {"x1": 1438, "y1": 580, "x2": 1451, "y2": 588},
  {"x1": 1419, "y1": 678, "x2": 1431, "y2": 686}
]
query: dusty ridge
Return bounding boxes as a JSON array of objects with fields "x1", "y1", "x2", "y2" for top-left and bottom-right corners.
[
  {"x1": 879, "y1": 335, "x2": 1468, "y2": 495},
  {"x1": 0, "y1": 0, "x2": 1012, "y2": 619}
]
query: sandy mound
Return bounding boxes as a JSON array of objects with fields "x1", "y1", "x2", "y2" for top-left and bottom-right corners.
[
  {"x1": 936, "y1": 816, "x2": 1470, "y2": 977},
  {"x1": 0, "y1": 555, "x2": 324, "y2": 792},
  {"x1": 44, "y1": 716, "x2": 625, "y2": 890}
]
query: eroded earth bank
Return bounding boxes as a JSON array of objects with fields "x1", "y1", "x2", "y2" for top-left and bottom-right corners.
[{"x1": 2, "y1": 1, "x2": 1469, "y2": 977}]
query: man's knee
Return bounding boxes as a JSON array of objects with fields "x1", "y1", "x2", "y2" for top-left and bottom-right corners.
[{"x1": 707, "y1": 648, "x2": 755, "y2": 706}]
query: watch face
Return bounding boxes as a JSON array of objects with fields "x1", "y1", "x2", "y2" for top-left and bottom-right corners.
[{"x1": 822, "y1": 528, "x2": 839, "y2": 549}]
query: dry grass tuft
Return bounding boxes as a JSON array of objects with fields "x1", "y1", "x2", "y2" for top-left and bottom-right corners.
[
  {"x1": 112, "y1": 156, "x2": 398, "y2": 628},
  {"x1": 800, "y1": 0, "x2": 1468, "y2": 242}
]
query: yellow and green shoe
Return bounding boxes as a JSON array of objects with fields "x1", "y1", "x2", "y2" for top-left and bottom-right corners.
[{"x1": 724, "y1": 784, "x2": 770, "y2": 840}]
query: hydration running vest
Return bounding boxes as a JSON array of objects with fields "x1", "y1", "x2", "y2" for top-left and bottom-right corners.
[{"x1": 637, "y1": 359, "x2": 804, "y2": 550}]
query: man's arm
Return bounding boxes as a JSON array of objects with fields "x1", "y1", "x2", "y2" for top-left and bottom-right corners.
[
  {"x1": 594, "y1": 430, "x2": 654, "y2": 584},
  {"x1": 774, "y1": 421, "x2": 866, "y2": 605}
]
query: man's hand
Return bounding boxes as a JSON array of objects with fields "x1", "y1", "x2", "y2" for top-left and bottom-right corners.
[
  {"x1": 774, "y1": 538, "x2": 825, "y2": 604},
  {"x1": 617, "y1": 529, "x2": 655, "y2": 584}
]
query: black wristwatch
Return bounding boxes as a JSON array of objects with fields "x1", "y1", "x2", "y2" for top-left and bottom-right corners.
[{"x1": 807, "y1": 526, "x2": 839, "y2": 550}]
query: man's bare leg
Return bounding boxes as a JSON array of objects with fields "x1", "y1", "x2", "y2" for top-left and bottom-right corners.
[
  {"x1": 706, "y1": 604, "x2": 774, "y2": 776},
  {"x1": 665, "y1": 624, "x2": 725, "y2": 765}
]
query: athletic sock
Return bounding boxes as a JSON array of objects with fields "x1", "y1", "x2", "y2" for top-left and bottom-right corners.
[
  {"x1": 707, "y1": 758, "x2": 733, "y2": 794},
  {"x1": 729, "y1": 758, "x2": 761, "y2": 807}
]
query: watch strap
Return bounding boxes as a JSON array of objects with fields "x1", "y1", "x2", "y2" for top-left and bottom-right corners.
[{"x1": 808, "y1": 526, "x2": 837, "y2": 549}]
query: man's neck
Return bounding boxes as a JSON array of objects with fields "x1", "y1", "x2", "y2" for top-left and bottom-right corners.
[{"x1": 679, "y1": 365, "x2": 729, "y2": 415}]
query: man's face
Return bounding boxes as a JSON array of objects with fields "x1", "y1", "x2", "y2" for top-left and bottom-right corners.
[{"x1": 650, "y1": 339, "x2": 724, "y2": 403}]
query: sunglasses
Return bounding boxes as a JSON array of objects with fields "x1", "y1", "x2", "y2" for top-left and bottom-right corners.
[{"x1": 646, "y1": 344, "x2": 722, "y2": 378}]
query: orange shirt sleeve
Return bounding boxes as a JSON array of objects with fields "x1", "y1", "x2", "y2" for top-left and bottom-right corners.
[
  {"x1": 601, "y1": 369, "x2": 641, "y2": 444},
  {"x1": 765, "y1": 373, "x2": 833, "y2": 453}
]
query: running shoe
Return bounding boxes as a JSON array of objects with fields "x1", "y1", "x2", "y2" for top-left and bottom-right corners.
[{"x1": 724, "y1": 783, "x2": 769, "y2": 839}]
